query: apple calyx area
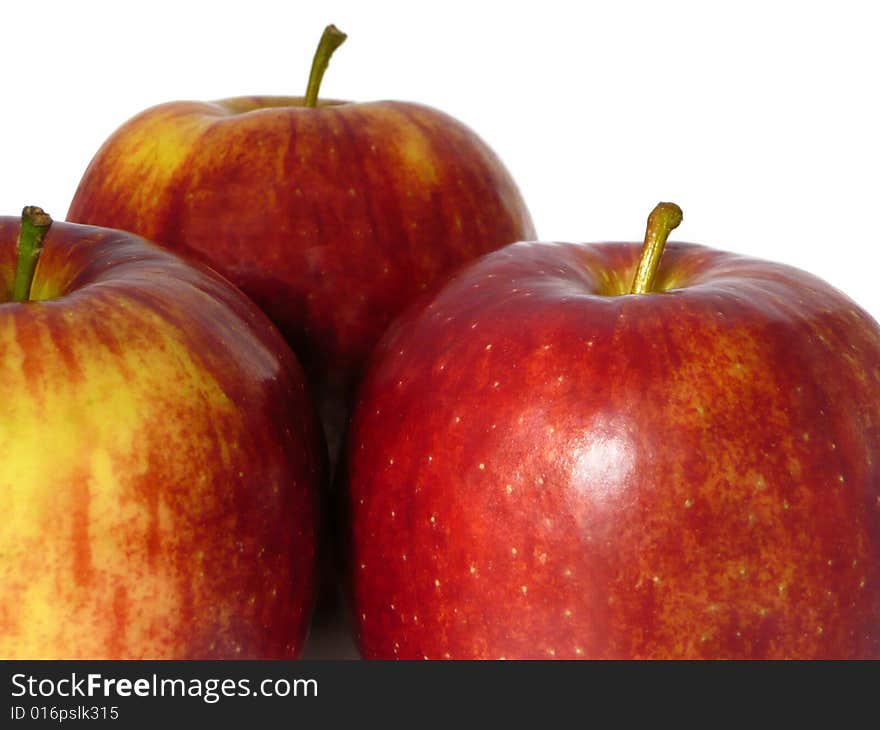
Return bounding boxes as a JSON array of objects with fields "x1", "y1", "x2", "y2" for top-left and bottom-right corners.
[
  {"x1": 304, "y1": 24, "x2": 347, "y2": 108},
  {"x1": 11, "y1": 206, "x2": 52, "y2": 303},
  {"x1": 630, "y1": 202, "x2": 683, "y2": 295}
]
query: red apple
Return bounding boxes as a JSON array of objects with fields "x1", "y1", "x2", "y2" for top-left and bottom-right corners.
[
  {"x1": 0, "y1": 208, "x2": 323, "y2": 659},
  {"x1": 345, "y1": 203, "x2": 880, "y2": 659},
  {"x1": 66, "y1": 26, "x2": 536, "y2": 453}
]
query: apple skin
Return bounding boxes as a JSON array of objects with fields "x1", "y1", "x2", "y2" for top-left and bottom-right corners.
[
  {"x1": 66, "y1": 97, "x2": 536, "y2": 450},
  {"x1": 0, "y1": 217, "x2": 323, "y2": 659},
  {"x1": 345, "y1": 239, "x2": 880, "y2": 659}
]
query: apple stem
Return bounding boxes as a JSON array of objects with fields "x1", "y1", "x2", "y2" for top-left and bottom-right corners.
[
  {"x1": 629, "y1": 202, "x2": 683, "y2": 295},
  {"x1": 12, "y1": 206, "x2": 52, "y2": 302},
  {"x1": 304, "y1": 24, "x2": 347, "y2": 108}
]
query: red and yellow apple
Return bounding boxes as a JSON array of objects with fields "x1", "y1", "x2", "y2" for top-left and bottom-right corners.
[
  {"x1": 67, "y1": 27, "x2": 536, "y2": 453},
  {"x1": 0, "y1": 208, "x2": 323, "y2": 659},
  {"x1": 345, "y1": 203, "x2": 880, "y2": 659}
]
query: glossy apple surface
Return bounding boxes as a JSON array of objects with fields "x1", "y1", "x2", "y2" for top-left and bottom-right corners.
[
  {"x1": 67, "y1": 96, "x2": 536, "y2": 450},
  {"x1": 345, "y1": 238, "x2": 880, "y2": 659},
  {"x1": 0, "y1": 217, "x2": 323, "y2": 658}
]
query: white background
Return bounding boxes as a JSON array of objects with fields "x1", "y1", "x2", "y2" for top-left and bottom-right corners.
[
  {"x1": 2, "y1": 1, "x2": 879, "y2": 320},
  {"x1": 2, "y1": 1, "x2": 878, "y2": 656}
]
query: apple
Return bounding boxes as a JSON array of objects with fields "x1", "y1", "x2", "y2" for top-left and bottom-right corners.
[
  {"x1": 0, "y1": 207, "x2": 323, "y2": 659},
  {"x1": 345, "y1": 203, "x2": 880, "y2": 659},
  {"x1": 66, "y1": 25, "x2": 536, "y2": 455}
]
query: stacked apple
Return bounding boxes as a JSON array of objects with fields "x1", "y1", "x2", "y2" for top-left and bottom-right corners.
[
  {"x1": 4, "y1": 27, "x2": 879, "y2": 660},
  {"x1": 66, "y1": 26, "x2": 535, "y2": 459}
]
